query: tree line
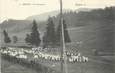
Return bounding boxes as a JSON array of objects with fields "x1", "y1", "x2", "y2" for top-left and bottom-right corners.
[{"x1": 3, "y1": 17, "x2": 71, "y2": 47}]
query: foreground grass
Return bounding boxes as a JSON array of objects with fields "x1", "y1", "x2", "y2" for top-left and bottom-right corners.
[
  {"x1": 1, "y1": 46, "x2": 114, "y2": 73},
  {"x1": 1, "y1": 58, "x2": 38, "y2": 73}
]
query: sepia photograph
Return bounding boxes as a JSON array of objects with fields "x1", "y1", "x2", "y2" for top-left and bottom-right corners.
[{"x1": 0, "y1": 0, "x2": 115, "y2": 73}]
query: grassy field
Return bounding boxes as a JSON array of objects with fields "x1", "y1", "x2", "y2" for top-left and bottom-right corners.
[
  {"x1": 34, "y1": 55, "x2": 114, "y2": 73},
  {"x1": 1, "y1": 25, "x2": 115, "y2": 73},
  {"x1": 1, "y1": 42, "x2": 115, "y2": 73},
  {"x1": 1, "y1": 57, "x2": 38, "y2": 73},
  {"x1": 1, "y1": 58, "x2": 114, "y2": 73},
  {"x1": 1, "y1": 52, "x2": 114, "y2": 73}
]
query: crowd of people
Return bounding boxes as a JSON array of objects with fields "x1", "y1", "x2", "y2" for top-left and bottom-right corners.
[
  {"x1": 0, "y1": 47, "x2": 89, "y2": 63},
  {"x1": 1, "y1": 47, "x2": 57, "y2": 73},
  {"x1": 0, "y1": 46, "x2": 89, "y2": 73}
]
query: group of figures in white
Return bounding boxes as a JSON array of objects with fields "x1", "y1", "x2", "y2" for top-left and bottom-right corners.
[{"x1": 0, "y1": 47, "x2": 88, "y2": 63}]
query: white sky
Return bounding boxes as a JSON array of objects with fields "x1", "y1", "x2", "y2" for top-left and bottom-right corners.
[{"x1": 0, "y1": 0, "x2": 115, "y2": 22}]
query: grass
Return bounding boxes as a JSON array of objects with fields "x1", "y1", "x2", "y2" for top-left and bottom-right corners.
[
  {"x1": 1, "y1": 58, "x2": 38, "y2": 73},
  {"x1": 1, "y1": 43, "x2": 115, "y2": 73},
  {"x1": 34, "y1": 55, "x2": 114, "y2": 73}
]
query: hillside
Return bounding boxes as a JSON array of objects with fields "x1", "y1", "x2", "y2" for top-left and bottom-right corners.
[
  {"x1": 0, "y1": 6, "x2": 115, "y2": 52},
  {"x1": 26, "y1": 8, "x2": 91, "y2": 21}
]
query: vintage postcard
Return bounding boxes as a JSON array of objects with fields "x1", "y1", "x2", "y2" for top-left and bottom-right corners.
[{"x1": 0, "y1": 0, "x2": 115, "y2": 73}]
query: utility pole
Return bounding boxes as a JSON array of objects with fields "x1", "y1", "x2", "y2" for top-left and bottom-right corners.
[{"x1": 59, "y1": 0, "x2": 68, "y2": 73}]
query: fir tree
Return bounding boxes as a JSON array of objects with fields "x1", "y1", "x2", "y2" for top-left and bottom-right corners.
[
  {"x1": 56, "y1": 19, "x2": 71, "y2": 45},
  {"x1": 63, "y1": 20, "x2": 71, "y2": 43},
  {"x1": 43, "y1": 17, "x2": 56, "y2": 47},
  {"x1": 3, "y1": 30, "x2": 11, "y2": 43},
  {"x1": 12, "y1": 36, "x2": 18, "y2": 43},
  {"x1": 30, "y1": 20, "x2": 41, "y2": 46},
  {"x1": 25, "y1": 20, "x2": 41, "y2": 47},
  {"x1": 25, "y1": 34, "x2": 31, "y2": 44}
]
